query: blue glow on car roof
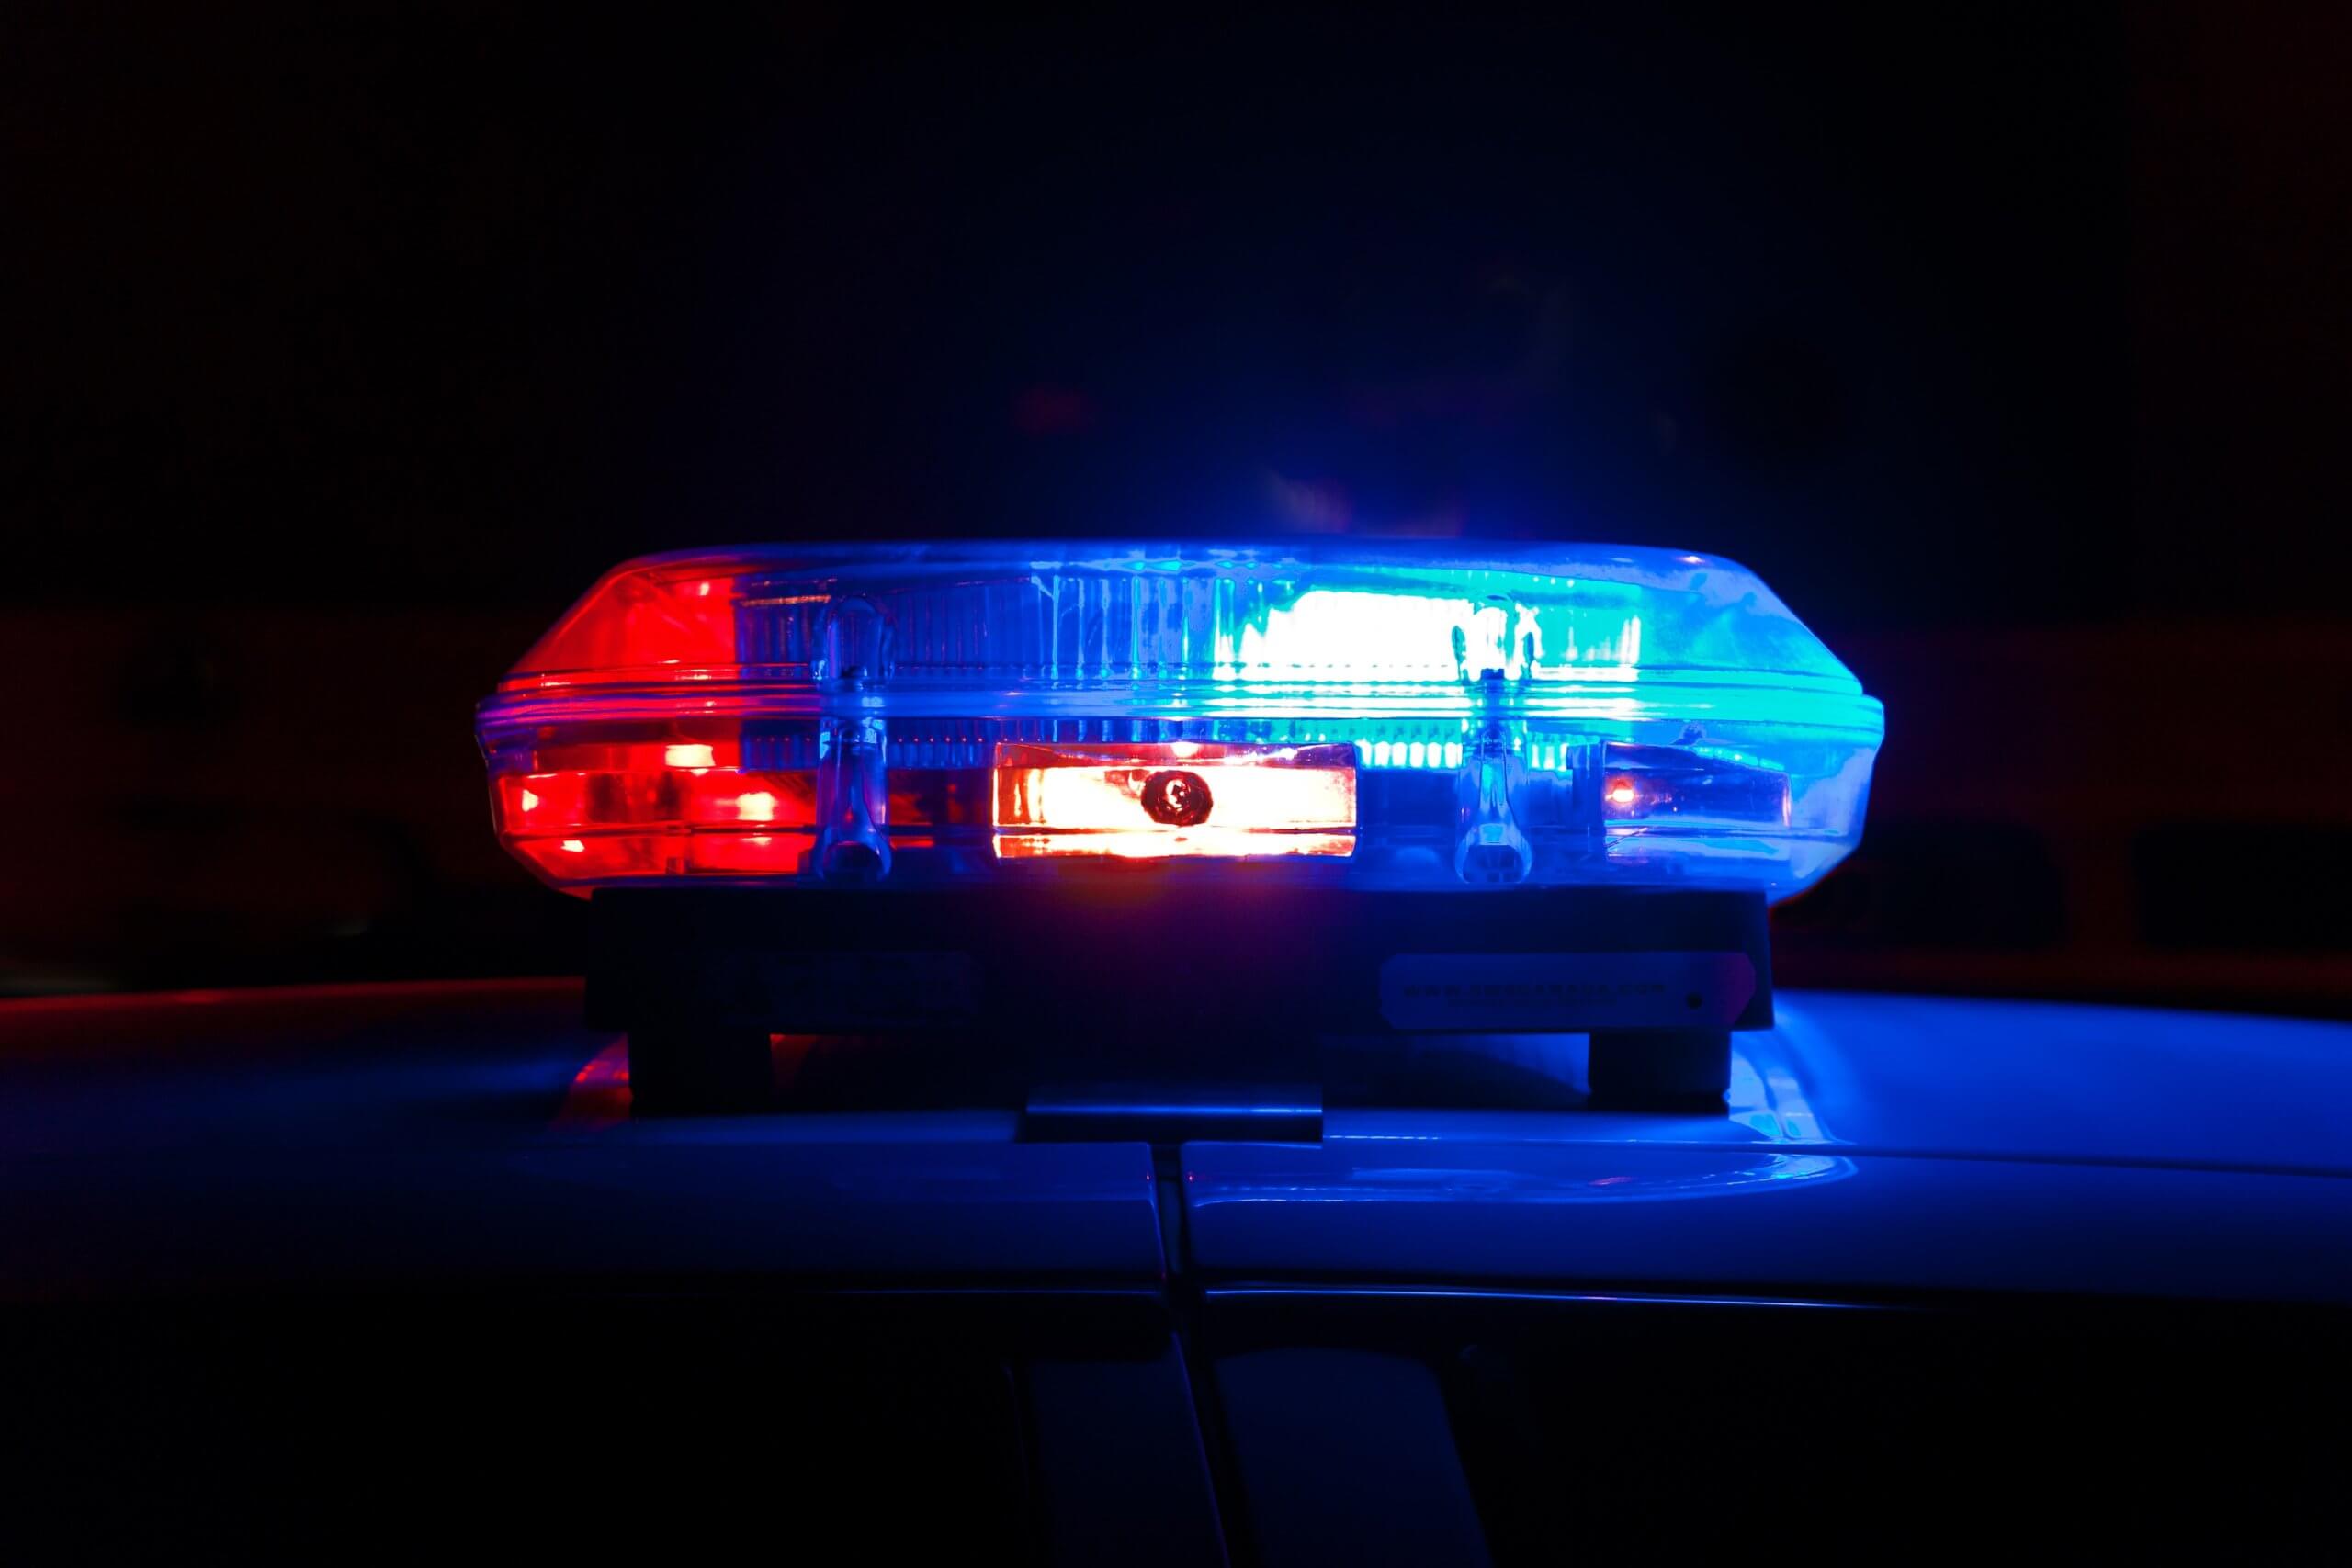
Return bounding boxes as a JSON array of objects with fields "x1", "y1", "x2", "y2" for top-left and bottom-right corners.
[{"x1": 7, "y1": 985, "x2": 2352, "y2": 1303}]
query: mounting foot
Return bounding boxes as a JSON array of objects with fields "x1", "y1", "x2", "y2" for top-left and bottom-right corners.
[
  {"x1": 626, "y1": 1026, "x2": 773, "y2": 1115},
  {"x1": 1586, "y1": 1029, "x2": 1731, "y2": 1110}
]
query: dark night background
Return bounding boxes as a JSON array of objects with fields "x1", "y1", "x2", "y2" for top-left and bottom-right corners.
[{"x1": 4, "y1": 5, "x2": 2347, "y2": 1007}]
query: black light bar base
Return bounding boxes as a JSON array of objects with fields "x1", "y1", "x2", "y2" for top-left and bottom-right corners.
[
  {"x1": 621, "y1": 1024, "x2": 774, "y2": 1118},
  {"x1": 589, "y1": 884, "x2": 1772, "y2": 1122}
]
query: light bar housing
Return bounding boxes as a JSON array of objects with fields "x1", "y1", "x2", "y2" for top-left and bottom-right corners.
[{"x1": 478, "y1": 540, "x2": 1882, "y2": 898}]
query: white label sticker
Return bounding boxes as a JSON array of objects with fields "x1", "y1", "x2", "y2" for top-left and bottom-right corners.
[{"x1": 1379, "y1": 952, "x2": 1756, "y2": 1031}]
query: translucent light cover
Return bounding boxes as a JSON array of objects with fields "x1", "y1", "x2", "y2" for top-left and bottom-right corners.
[{"x1": 478, "y1": 540, "x2": 1882, "y2": 897}]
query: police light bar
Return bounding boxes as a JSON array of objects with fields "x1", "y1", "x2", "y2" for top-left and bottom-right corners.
[{"x1": 478, "y1": 541, "x2": 1881, "y2": 899}]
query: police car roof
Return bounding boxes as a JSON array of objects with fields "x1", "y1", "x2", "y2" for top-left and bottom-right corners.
[{"x1": 3, "y1": 982, "x2": 2348, "y2": 1305}]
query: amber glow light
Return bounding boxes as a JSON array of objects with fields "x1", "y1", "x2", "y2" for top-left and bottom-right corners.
[
  {"x1": 995, "y1": 829, "x2": 1353, "y2": 861},
  {"x1": 993, "y1": 741, "x2": 1356, "y2": 859}
]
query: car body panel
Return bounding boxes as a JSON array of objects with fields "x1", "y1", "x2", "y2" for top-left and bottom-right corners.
[
  {"x1": 1187, "y1": 994, "x2": 2352, "y2": 1303},
  {"x1": 0, "y1": 982, "x2": 1166, "y2": 1296},
  {"x1": 1180, "y1": 1141, "x2": 2352, "y2": 1303},
  {"x1": 1328, "y1": 994, "x2": 2352, "y2": 1175},
  {"x1": 3, "y1": 982, "x2": 2348, "y2": 1304}
]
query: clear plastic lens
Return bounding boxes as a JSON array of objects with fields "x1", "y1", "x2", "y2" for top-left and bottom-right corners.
[{"x1": 479, "y1": 541, "x2": 1882, "y2": 897}]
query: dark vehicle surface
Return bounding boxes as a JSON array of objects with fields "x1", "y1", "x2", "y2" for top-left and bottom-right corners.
[{"x1": 7, "y1": 981, "x2": 2349, "y2": 1561}]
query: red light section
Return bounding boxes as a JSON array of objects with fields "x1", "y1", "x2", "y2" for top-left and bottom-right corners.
[
  {"x1": 514, "y1": 833, "x2": 667, "y2": 880},
  {"x1": 509, "y1": 570, "x2": 742, "y2": 688},
  {"x1": 510, "y1": 829, "x2": 826, "y2": 882},
  {"x1": 682, "y1": 831, "x2": 821, "y2": 874},
  {"x1": 496, "y1": 770, "x2": 819, "y2": 833},
  {"x1": 494, "y1": 762, "x2": 822, "y2": 887},
  {"x1": 525, "y1": 739, "x2": 747, "y2": 773}
]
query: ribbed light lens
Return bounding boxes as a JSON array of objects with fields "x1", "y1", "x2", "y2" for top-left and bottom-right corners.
[{"x1": 478, "y1": 541, "x2": 1882, "y2": 896}]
